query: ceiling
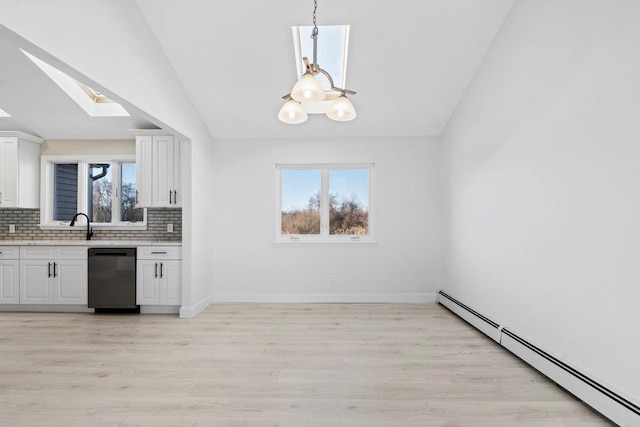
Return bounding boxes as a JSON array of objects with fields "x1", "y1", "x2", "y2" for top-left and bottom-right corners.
[{"x1": 0, "y1": 0, "x2": 514, "y2": 141}]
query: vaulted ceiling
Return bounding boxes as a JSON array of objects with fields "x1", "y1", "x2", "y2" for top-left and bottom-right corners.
[
  {"x1": 0, "y1": 36, "x2": 155, "y2": 140},
  {"x1": 0, "y1": 0, "x2": 514, "y2": 140}
]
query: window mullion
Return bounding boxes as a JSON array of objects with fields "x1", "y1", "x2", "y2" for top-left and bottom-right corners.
[
  {"x1": 321, "y1": 168, "x2": 329, "y2": 236},
  {"x1": 77, "y1": 161, "x2": 89, "y2": 222},
  {"x1": 112, "y1": 162, "x2": 120, "y2": 224}
]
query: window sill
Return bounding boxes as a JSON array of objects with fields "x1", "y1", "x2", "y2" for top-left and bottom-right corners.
[
  {"x1": 273, "y1": 237, "x2": 378, "y2": 245},
  {"x1": 40, "y1": 224, "x2": 148, "y2": 231}
]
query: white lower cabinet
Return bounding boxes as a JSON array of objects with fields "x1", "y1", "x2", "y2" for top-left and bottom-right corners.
[
  {"x1": 0, "y1": 261, "x2": 19, "y2": 303},
  {"x1": 0, "y1": 246, "x2": 20, "y2": 304},
  {"x1": 55, "y1": 259, "x2": 88, "y2": 304},
  {"x1": 19, "y1": 247, "x2": 87, "y2": 305},
  {"x1": 137, "y1": 246, "x2": 181, "y2": 305},
  {"x1": 20, "y1": 260, "x2": 53, "y2": 303}
]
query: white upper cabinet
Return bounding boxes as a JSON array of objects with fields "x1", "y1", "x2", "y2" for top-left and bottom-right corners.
[
  {"x1": 135, "y1": 133, "x2": 181, "y2": 208},
  {"x1": 135, "y1": 135, "x2": 153, "y2": 208},
  {"x1": 152, "y1": 135, "x2": 175, "y2": 207},
  {"x1": 0, "y1": 132, "x2": 43, "y2": 208}
]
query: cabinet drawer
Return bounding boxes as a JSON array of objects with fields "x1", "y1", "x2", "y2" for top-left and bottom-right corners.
[
  {"x1": 20, "y1": 246, "x2": 87, "y2": 260},
  {"x1": 20, "y1": 246, "x2": 56, "y2": 259},
  {"x1": 137, "y1": 246, "x2": 181, "y2": 260},
  {"x1": 54, "y1": 246, "x2": 87, "y2": 259},
  {"x1": 0, "y1": 246, "x2": 20, "y2": 259}
]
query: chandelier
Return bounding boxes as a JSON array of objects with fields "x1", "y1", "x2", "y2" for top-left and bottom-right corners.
[{"x1": 278, "y1": 0, "x2": 357, "y2": 124}]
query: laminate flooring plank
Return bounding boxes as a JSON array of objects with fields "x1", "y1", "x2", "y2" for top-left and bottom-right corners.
[{"x1": 0, "y1": 303, "x2": 614, "y2": 426}]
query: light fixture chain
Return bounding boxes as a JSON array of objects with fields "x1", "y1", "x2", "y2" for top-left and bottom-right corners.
[
  {"x1": 311, "y1": 0, "x2": 319, "y2": 68},
  {"x1": 313, "y1": 0, "x2": 318, "y2": 31}
]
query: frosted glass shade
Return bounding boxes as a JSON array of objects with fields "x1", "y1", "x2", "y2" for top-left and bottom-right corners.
[
  {"x1": 290, "y1": 72, "x2": 326, "y2": 103},
  {"x1": 278, "y1": 99, "x2": 308, "y2": 124},
  {"x1": 326, "y1": 95, "x2": 356, "y2": 121}
]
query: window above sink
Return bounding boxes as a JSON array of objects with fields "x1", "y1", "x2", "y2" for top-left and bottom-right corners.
[{"x1": 40, "y1": 155, "x2": 147, "y2": 230}]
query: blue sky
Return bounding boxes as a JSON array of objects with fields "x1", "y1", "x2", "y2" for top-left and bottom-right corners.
[
  {"x1": 121, "y1": 163, "x2": 136, "y2": 185},
  {"x1": 89, "y1": 163, "x2": 136, "y2": 185},
  {"x1": 298, "y1": 25, "x2": 347, "y2": 90},
  {"x1": 281, "y1": 168, "x2": 369, "y2": 212}
]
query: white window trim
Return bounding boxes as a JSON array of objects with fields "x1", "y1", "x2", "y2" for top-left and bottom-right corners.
[
  {"x1": 40, "y1": 155, "x2": 147, "y2": 230},
  {"x1": 275, "y1": 163, "x2": 376, "y2": 244}
]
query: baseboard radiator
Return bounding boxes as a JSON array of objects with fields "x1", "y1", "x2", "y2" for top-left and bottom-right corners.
[{"x1": 437, "y1": 290, "x2": 640, "y2": 427}]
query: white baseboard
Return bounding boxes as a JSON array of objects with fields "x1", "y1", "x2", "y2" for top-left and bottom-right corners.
[
  {"x1": 437, "y1": 291, "x2": 501, "y2": 342},
  {"x1": 210, "y1": 293, "x2": 437, "y2": 303},
  {"x1": 0, "y1": 304, "x2": 94, "y2": 313},
  {"x1": 501, "y1": 330, "x2": 640, "y2": 427},
  {"x1": 179, "y1": 293, "x2": 214, "y2": 318},
  {"x1": 437, "y1": 290, "x2": 640, "y2": 427},
  {"x1": 140, "y1": 305, "x2": 180, "y2": 314}
]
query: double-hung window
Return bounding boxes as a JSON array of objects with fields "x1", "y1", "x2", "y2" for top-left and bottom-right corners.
[
  {"x1": 41, "y1": 156, "x2": 146, "y2": 229},
  {"x1": 276, "y1": 164, "x2": 374, "y2": 243}
]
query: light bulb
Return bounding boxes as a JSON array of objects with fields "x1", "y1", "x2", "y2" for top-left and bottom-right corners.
[
  {"x1": 278, "y1": 99, "x2": 308, "y2": 124},
  {"x1": 291, "y1": 72, "x2": 325, "y2": 102},
  {"x1": 326, "y1": 94, "x2": 356, "y2": 121}
]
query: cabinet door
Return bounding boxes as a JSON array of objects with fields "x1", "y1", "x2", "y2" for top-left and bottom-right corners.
[
  {"x1": 172, "y1": 139, "x2": 182, "y2": 207},
  {"x1": 136, "y1": 260, "x2": 159, "y2": 304},
  {"x1": 159, "y1": 260, "x2": 181, "y2": 305},
  {"x1": 55, "y1": 259, "x2": 87, "y2": 304},
  {"x1": 0, "y1": 136, "x2": 18, "y2": 207},
  {"x1": 152, "y1": 135, "x2": 174, "y2": 207},
  {"x1": 20, "y1": 260, "x2": 54, "y2": 304},
  {"x1": 135, "y1": 136, "x2": 153, "y2": 208},
  {"x1": 0, "y1": 260, "x2": 19, "y2": 304}
]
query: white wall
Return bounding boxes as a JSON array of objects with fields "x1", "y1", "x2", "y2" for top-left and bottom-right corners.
[
  {"x1": 0, "y1": 0, "x2": 215, "y2": 315},
  {"x1": 443, "y1": 0, "x2": 640, "y2": 402},
  {"x1": 210, "y1": 136, "x2": 442, "y2": 301}
]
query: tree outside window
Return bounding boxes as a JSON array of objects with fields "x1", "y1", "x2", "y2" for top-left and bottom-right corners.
[
  {"x1": 47, "y1": 158, "x2": 145, "y2": 227},
  {"x1": 278, "y1": 165, "x2": 373, "y2": 241}
]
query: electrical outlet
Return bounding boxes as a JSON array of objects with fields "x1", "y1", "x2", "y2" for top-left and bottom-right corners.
[
  {"x1": 167, "y1": 223, "x2": 174, "y2": 233},
  {"x1": 330, "y1": 275, "x2": 336, "y2": 285},
  {"x1": 8, "y1": 224, "x2": 15, "y2": 233}
]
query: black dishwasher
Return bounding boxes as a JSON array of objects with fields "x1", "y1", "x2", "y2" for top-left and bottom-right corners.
[{"x1": 88, "y1": 248, "x2": 138, "y2": 312}]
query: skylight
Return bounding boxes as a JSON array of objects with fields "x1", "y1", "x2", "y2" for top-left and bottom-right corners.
[
  {"x1": 76, "y1": 81, "x2": 116, "y2": 104},
  {"x1": 0, "y1": 107, "x2": 10, "y2": 117},
  {"x1": 292, "y1": 25, "x2": 350, "y2": 94},
  {"x1": 21, "y1": 49, "x2": 129, "y2": 117}
]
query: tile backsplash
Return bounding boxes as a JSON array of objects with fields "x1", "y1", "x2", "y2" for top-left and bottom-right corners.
[{"x1": 0, "y1": 208, "x2": 181, "y2": 241}]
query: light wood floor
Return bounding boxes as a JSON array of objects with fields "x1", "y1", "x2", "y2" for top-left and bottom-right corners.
[{"x1": 0, "y1": 303, "x2": 612, "y2": 426}]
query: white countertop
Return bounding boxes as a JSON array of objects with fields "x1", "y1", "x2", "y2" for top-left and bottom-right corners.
[{"x1": 0, "y1": 240, "x2": 181, "y2": 247}]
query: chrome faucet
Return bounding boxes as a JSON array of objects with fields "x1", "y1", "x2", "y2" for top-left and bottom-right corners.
[{"x1": 70, "y1": 213, "x2": 94, "y2": 240}]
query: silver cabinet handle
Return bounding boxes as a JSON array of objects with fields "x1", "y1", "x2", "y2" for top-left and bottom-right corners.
[
  {"x1": 150, "y1": 251, "x2": 167, "y2": 255},
  {"x1": 159, "y1": 262, "x2": 163, "y2": 279},
  {"x1": 154, "y1": 262, "x2": 158, "y2": 278},
  {"x1": 48, "y1": 262, "x2": 52, "y2": 278},
  {"x1": 53, "y1": 262, "x2": 57, "y2": 278}
]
